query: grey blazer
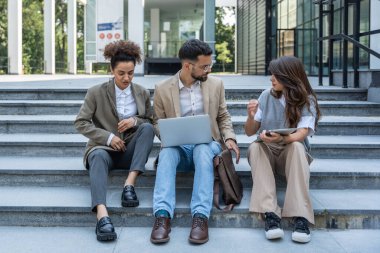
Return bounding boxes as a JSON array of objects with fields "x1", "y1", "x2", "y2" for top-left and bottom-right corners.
[{"x1": 74, "y1": 79, "x2": 153, "y2": 168}]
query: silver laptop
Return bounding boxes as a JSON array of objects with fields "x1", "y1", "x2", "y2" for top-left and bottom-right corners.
[{"x1": 158, "y1": 115, "x2": 213, "y2": 147}]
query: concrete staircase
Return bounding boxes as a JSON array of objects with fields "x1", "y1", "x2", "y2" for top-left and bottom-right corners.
[{"x1": 0, "y1": 81, "x2": 379, "y2": 230}]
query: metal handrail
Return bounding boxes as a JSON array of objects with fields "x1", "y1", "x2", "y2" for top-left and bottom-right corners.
[
  {"x1": 317, "y1": 33, "x2": 380, "y2": 59},
  {"x1": 315, "y1": 0, "x2": 380, "y2": 88}
]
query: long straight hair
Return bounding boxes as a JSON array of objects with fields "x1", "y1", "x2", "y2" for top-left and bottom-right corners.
[{"x1": 268, "y1": 56, "x2": 321, "y2": 129}]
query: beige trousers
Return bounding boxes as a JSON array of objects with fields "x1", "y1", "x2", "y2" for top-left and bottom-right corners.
[{"x1": 248, "y1": 141, "x2": 314, "y2": 224}]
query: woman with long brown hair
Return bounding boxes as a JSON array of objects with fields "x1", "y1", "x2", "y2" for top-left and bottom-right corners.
[{"x1": 244, "y1": 56, "x2": 321, "y2": 243}]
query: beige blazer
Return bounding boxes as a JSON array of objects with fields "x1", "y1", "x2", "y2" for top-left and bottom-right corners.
[
  {"x1": 74, "y1": 79, "x2": 153, "y2": 168},
  {"x1": 153, "y1": 72, "x2": 236, "y2": 145}
]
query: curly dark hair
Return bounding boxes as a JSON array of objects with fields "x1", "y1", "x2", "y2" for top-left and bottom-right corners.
[
  {"x1": 268, "y1": 56, "x2": 321, "y2": 130},
  {"x1": 103, "y1": 40, "x2": 142, "y2": 69}
]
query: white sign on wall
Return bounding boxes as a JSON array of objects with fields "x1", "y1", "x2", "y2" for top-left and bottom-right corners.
[{"x1": 96, "y1": 0, "x2": 124, "y2": 62}]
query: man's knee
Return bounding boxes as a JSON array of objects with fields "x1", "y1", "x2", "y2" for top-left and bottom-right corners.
[
  {"x1": 194, "y1": 144, "x2": 213, "y2": 157},
  {"x1": 159, "y1": 147, "x2": 180, "y2": 161}
]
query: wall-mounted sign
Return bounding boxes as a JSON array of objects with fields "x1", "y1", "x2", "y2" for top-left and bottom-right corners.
[{"x1": 96, "y1": 0, "x2": 124, "y2": 62}]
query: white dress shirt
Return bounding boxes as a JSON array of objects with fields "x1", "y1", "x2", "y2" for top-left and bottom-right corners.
[
  {"x1": 178, "y1": 73, "x2": 204, "y2": 117},
  {"x1": 254, "y1": 95, "x2": 316, "y2": 136},
  {"x1": 107, "y1": 83, "x2": 138, "y2": 145}
]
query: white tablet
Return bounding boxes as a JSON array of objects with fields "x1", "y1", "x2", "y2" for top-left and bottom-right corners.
[{"x1": 268, "y1": 128, "x2": 297, "y2": 136}]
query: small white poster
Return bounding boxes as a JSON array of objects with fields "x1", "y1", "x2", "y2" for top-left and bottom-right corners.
[{"x1": 96, "y1": 0, "x2": 124, "y2": 62}]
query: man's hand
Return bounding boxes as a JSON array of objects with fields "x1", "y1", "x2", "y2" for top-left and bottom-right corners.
[
  {"x1": 247, "y1": 99, "x2": 259, "y2": 119},
  {"x1": 225, "y1": 139, "x2": 240, "y2": 164},
  {"x1": 118, "y1": 117, "x2": 136, "y2": 133},
  {"x1": 259, "y1": 130, "x2": 283, "y2": 143},
  {"x1": 110, "y1": 136, "x2": 126, "y2": 152}
]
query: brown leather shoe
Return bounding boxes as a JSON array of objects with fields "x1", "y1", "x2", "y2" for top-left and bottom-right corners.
[
  {"x1": 189, "y1": 216, "x2": 209, "y2": 244},
  {"x1": 150, "y1": 217, "x2": 171, "y2": 244}
]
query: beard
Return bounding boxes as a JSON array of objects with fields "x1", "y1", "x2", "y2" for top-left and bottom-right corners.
[{"x1": 191, "y1": 71, "x2": 208, "y2": 82}]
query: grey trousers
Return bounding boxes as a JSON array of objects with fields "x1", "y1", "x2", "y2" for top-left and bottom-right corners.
[{"x1": 87, "y1": 123, "x2": 154, "y2": 211}]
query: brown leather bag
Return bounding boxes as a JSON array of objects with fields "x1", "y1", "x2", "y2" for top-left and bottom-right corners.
[{"x1": 213, "y1": 149, "x2": 243, "y2": 211}]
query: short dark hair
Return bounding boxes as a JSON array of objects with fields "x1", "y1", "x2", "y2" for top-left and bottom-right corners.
[{"x1": 178, "y1": 39, "x2": 212, "y2": 61}]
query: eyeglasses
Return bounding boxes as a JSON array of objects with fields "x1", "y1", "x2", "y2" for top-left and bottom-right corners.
[{"x1": 189, "y1": 62, "x2": 213, "y2": 73}]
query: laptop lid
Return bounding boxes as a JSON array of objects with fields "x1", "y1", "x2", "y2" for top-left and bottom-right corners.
[{"x1": 158, "y1": 115, "x2": 213, "y2": 147}]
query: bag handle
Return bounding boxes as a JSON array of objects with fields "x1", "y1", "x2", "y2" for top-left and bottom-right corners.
[{"x1": 213, "y1": 155, "x2": 235, "y2": 212}]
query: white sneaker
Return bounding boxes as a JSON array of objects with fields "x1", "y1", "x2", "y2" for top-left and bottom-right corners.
[
  {"x1": 264, "y1": 212, "x2": 284, "y2": 240},
  {"x1": 292, "y1": 217, "x2": 311, "y2": 243},
  {"x1": 266, "y1": 228, "x2": 284, "y2": 239}
]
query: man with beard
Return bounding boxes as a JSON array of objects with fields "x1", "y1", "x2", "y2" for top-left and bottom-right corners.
[{"x1": 150, "y1": 39, "x2": 240, "y2": 244}]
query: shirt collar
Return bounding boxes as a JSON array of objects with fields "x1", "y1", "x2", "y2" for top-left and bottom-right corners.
[
  {"x1": 114, "y1": 82, "x2": 132, "y2": 97},
  {"x1": 178, "y1": 71, "x2": 200, "y2": 90}
]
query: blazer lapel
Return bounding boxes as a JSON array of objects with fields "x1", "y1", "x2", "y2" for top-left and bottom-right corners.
[
  {"x1": 106, "y1": 79, "x2": 119, "y2": 119},
  {"x1": 131, "y1": 83, "x2": 145, "y2": 116},
  {"x1": 201, "y1": 81, "x2": 210, "y2": 115},
  {"x1": 170, "y1": 82, "x2": 181, "y2": 117}
]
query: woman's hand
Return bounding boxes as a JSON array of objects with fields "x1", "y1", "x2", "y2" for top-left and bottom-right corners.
[
  {"x1": 110, "y1": 136, "x2": 126, "y2": 152},
  {"x1": 118, "y1": 117, "x2": 136, "y2": 133},
  {"x1": 259, "y1": 130, "x2": 283, "y2": 143},
  {"x1": 247, "y1": 99, "x2": 259, "y2": 119}
]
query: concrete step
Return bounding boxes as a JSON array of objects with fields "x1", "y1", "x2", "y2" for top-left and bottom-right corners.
[
  {"x1": 226, "y1": 101, "x2": 380, "y2": 116},
  {"x1": 0, "y1": 87, "x2": 368, "y2": 101},
  {"x1": 2, "y1": 115, "x2": 379, "y2": 135},
  {"x1": 1, "y1": 100, "x2": 379, "y2": 116},
  {"x1": 0, "y1": 156, "x2": 379, "y2": 189},
  {"x1": 0, "y1": 134, "x2": 379, "y2": 159},
  {"x1": 0, "y1": 185, "x2": 379, "y2": 229},
  {"x1": 0, "y1": 227, "x2": 379, "y2": 253}
]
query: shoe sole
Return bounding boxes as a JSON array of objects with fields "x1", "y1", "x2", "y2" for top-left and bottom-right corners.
[
  {"x1": 265, "y1": 228, "x2": 284, "y2": 240},
  {"x1": 121, "y1": 199, "x2": 139, "y2": 207},
  {"x1": 96, "y1": 232, "x2": 117, "y2": 242},
  {"x1": 292, "y1": 232, "x2": 311, "y2": 243},
  {"x1": 150, "y1": 237, "x2": 170, "y2": 244},
  {"x1": 188, "y1": 237, "x2": 209, "y2": 244}
]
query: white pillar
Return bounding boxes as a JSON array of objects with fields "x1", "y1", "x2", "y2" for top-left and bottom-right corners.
[
  {"x1": 150, "y1": 8, "x2": 160, "y2": 57},
  {"x1": 85, "y1": 61, "x2": 93, "y2": 74},
  {"x1": 128, "y1": 0, "x2": 144, "y2": 75},
  {"x1": 67, "y1": 0, "x2": 77, "y2": 74},
  {"x1": 44, "y1": 0, "x2": 55, "y2": 74},
  {"x1": 7, "y1": 0, "x2": 22, "y2": 74},
  {"x1": 204, "y1": 0, "x2": 216, "y2": 61},
  {"x1": 370, "y1": 0, "x2": 380, "y2": 70}
]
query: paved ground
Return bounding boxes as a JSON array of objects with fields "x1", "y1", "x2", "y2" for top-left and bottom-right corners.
[{"x1": 0, "y1": 226, "x2": 378, "y2": 253}]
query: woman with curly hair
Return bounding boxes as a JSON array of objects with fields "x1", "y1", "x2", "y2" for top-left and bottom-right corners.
[
  {"x1": 245, "y1": 56, "x2": 321, "y2": 243},
  {"x1": 75, "y1": 40, "x2": 155, "y2": 241}
]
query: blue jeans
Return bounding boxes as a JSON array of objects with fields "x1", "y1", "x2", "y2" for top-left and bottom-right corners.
[{"x1": 153, "y1": 141, "x2": 222, "y2": 219}]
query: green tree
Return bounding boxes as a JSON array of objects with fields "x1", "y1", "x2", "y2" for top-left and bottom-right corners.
[
  {"x1": 215, "y1": 6, "x2": 235, "y2": 72},
  {"x1": 55, "y1": 0, "x2": 84, "y2": 73},
  {"x1": 0, "y1": 0, "x2": 7, "y2": 73},
  {"x1": 215, "y1": 41, "x2": 232, "y2": 72},
  {"x1": 0, "y1": 0, "x2": 84, "y2": 74},
  {"x1": 23, "y1": 0, "x2": 44, "y2": 74}
]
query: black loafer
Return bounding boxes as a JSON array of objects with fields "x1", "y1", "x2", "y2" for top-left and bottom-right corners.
[
  {"x1": 95, "y1": 216, "x2": 117, "y2": 241},
  {"x1": 121, "y1": 185, "x2": 139, "y2": 207}
]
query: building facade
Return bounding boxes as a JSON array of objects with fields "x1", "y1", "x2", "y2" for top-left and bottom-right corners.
[
  {"x1": 84, "y1": 0, "x2": 217, "y2": 75},
  {"x1": 236, "y1": 0, "x2": 378, "y2": 78}
]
